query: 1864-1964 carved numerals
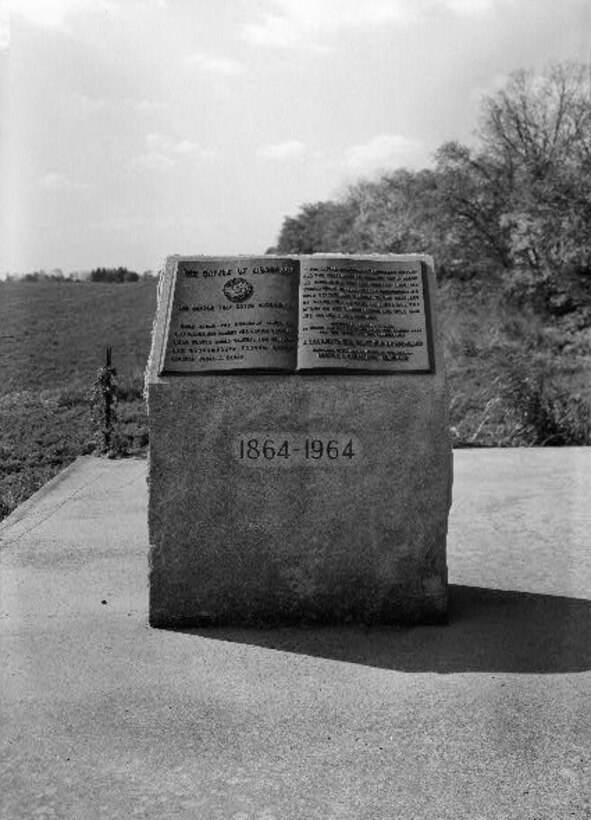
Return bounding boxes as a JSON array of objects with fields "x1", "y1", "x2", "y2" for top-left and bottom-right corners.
[{"x1": 235, "y1": 435, "x2": 361, "y2": 466}]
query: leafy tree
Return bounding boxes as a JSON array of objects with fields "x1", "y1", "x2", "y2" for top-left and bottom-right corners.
[
  {"x1": 344, "y1": 169, "x2": 461, "y2": 275},
  {"x1": 471, "y1": 63, "x2": 591, "y2": 308},
  {"x1": 434, "y1": 141, "x2": 513, "y2": 274},
  {"x1": 274, "y1": 201, "x2": 358, "y2": 253}
]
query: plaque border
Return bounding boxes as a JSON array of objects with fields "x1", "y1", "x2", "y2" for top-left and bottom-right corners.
[
  {"x1": 157, "y1": 257, "x2": 179, "y2": 377},
  {"x1": 295, "y1": 259, "x2": 435, "y2": 375},
  {"x1": 421, "y1": 260, "x2": 435, "y2": 375},
  {"x1": 156, "y1": 255, "x2": 436, "y2": 377}
]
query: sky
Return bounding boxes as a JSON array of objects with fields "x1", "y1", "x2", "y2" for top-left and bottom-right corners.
[{"x1": 0, "y1": 0, "x2": 589, "y2": 274}]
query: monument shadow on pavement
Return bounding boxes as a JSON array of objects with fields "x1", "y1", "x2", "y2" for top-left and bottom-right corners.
[{"x1": 181, "y1": 585, "x2": 591, "y2": 674}]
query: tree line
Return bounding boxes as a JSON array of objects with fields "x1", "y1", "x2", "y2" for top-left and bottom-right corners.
[
  {"x1": 89, "y1": 267, "x2": 140, "y2": 283},
  {"x1": 269, "y1": 62, "x2": 591, "y2": 318},
  {"x1": 4, "y1": 268, "x2": 156, "y2": 283}
]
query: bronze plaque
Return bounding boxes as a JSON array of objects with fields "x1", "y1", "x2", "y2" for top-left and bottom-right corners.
[
  {"x1": 159, "y1": 257, "x2": 299, "y2": 374},
  {"x1": 297, "y1": 257, "x2": 432, "y2": 372},
  {"x1": 158, "y1": 255, "x2": 433, "y2": 374}
]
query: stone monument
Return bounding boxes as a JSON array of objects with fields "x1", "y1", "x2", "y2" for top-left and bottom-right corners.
[{"x1": 147, "y1": 254, "x2": 452, "y2": 627}]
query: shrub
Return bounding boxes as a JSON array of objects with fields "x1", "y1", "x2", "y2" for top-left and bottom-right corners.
[
  {"x1": 499, "y1": 357, "x2": 591, "y2": 445},
  {"x1": 90, "y1": 348, "x2": 122, "y2": 456}
]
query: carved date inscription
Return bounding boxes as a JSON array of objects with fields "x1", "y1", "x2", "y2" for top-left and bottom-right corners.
[{"x1": 233, "y1": 433, "x2": 362, "y2": 467}]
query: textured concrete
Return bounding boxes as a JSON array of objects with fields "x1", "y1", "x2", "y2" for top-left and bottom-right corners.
[
  {"x1": 147, "y1": 256, "x2": 452, "y2": 627},
  {"x1": 1, "y1": 450, "x2": 590, "y2": 819}
]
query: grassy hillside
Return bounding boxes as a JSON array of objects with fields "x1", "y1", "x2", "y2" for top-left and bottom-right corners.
[
  {"x1": 0, "y1": 279, "x2": 157, "y2": 394},
  {"x1": 0, "y1": 276, "x2": 589, "y2": 521},
  {"x1": 0, "y1": 280, "x2": 157, "y2": 519}
]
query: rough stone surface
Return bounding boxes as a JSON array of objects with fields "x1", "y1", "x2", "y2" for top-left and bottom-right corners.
[{"x1": 147, "y1": 255, "x2": 452, "y2": 627}]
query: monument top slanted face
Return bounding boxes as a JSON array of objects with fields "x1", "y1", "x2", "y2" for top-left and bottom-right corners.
[
  {"x1": 147, "y1": 254, "x2": 452, "y2": 628},
  {"x1": 156, "y1": 254, "x2": 434, "y2": 375}
]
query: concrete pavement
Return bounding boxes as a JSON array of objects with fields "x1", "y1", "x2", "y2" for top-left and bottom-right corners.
[{"x1": 1, "y1": 450, "x2": 590, "y2": 819}]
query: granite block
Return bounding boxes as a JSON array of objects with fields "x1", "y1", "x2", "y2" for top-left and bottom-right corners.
[{"x1": 147, "y1": 255, "x2": 452, "y2": 626}]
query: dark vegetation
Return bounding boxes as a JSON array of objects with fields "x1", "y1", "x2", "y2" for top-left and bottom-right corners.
[
  {"x1": 0, "y1": 62, "x2": 589, "y2": 522},
  {"x1": 89, "y1": 267, "x2": 140, "y2": 282},
  {"x1": 13, "y1": 267, "x2": 156, "y2": 283}
]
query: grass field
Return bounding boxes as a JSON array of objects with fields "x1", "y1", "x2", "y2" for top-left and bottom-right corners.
[
  {"x1": 0, "y1": 280, "x2": 157, "y2": 519},
  {"x1": 0, "y1": 279, "x2": 157, "y2": 394},
  {"x1": 0, "y1": 276, "x2": 589, "y2": 521}
]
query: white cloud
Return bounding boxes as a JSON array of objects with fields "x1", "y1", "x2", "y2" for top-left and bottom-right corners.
[
  {"x1": 344, "y1": 134, "x2": 423, "y2": 172},
  {"x1": 242, "y1": 12, "x2": 299, "y2": 48},
  {"x1": 241, "y1": 0, "x2": 501, "y2": 47},
  {"x1": 173, "y1": 140, "x2": 217, "y2": 161},
  {"x1": 185, "y1": 53, "x2": 246, "y2": 76},
  {"x1": 73, "y1": 94, "x2": 108, "y2": 113},
  {"x1": 129, "y1": 152, "x2": 174, "y2": 171},
  {"x1": 258, "y1": 140, "x2": 305, "y2": 160},
  {"x1": 128, "y1": 98, "x2": 167, "y2": 114},
  {"x1": 14, "y1": 0, "x2": 85, "y2": 30},
  {"x1": 39, "y1": 172, "x2": 88, "y2": 190},
  {"x1": 241, "y1": 0, "x2": 425, "y2": 47},
  {"x1": 173, "y1": 139, "x2": 201, "y2": 155},
  {"x1": 13, "y1": 0, "x2": 119, "y2": 32},
  {"x1": 443, "y1": 0, "x2": 495, "y2": 16},
  {"x1": 0, "y1": 2, "x2": 9, "y2": 49},
  {"x1": 130, "y1": 133, "x2": 217, "y2": 170},
  {"x1": 145, "y1": 133, "x2": 167, "y2": 152}
]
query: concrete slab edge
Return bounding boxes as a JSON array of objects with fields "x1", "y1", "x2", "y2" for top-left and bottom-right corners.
[{"x1": 0, "y1": 456, "x2": 110, "y2": 543}]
